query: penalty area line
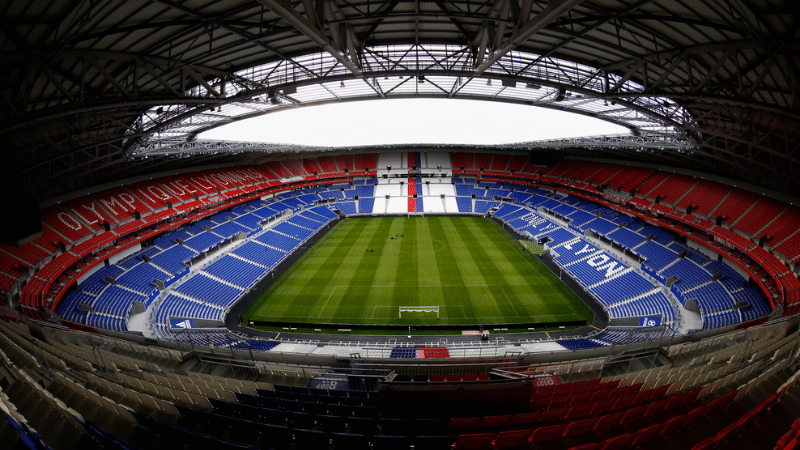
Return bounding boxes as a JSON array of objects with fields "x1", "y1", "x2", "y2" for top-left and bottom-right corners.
[{"x1": 317, "y1": 286, "x2": 337, "y2": 318}]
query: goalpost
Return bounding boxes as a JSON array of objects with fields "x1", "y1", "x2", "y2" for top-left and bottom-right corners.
[{"x1": 399, "y1": 306, "x2": 439, "y2": 319}]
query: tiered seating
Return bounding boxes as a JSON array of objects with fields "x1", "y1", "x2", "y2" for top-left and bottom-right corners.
[
  {"x1": 645, "y1": 173, "x2": 697, "y2": 204},
  {"x1": 675, "y1": 180, "x2": 731, "y2": 216},
  {"x1": 184, "y1": 220, "x2": 215, "y2": 235},
  {"x1": 636, "y1": 241, "x2": 679, "y2": 270},
  {"x1": 255, "y1": 230, "x2": 299, "y2": 252},
  {"x1": 734, "y1": 197, "x2": 785, "y2": 236},
  {"x1": 688, "y1": 281, "x2": 736, "y2": 311},
  {"x1": 474, "y1": 201, "x2": 498, "y2": 214},
  {"x1": 287, "y1": 215, "x2": 323, "y2": 231},
  {"x1": 456, "y1": 197, "x2": 472, "y2": 212},
  {"x1": 116, "y1": 262, "x2": 170, "y2": 296},
  {"x1": 78, "y1": 265, "x2": 124, "y2": 294},
  {"x1": 211, "y1": 220, "x2": 251, "y2": 239},
  {"x1": 606, "y1": 167, "x2": 655, "y2": 192},
  {"x1": 317, "y1": 156, "x2": 338, "y2": 173},
  {"x1": 232, "y1": 242, "x2": 286, "y2": 268},
  {"x1": 175, "y1": 274, "x2": 242, "y2": 307},
  {"x1": 203, "y1": 255, "x2": 267, "y2": 289},
  {"x1": 590, "y1": 271, "x2": 655, "y2": 306},
  {"x1": 334, "y1": 202, "x2": 357, "y2": 215},
  {"x1": 490, "y1": 154, "x2": 510, "y2": 171},
  {"x1": 155, "y1": 294, "x2": 223, "y2": 323},
  {"x1": 662, "y1": 259, "x2": 711, "y2": 292},
  {"x1": 149, "y1": 245, "x2": 195, "y2": 275},
  {"x1": 274, "y1": 222, "x2": 314, "y2": 240},
  {"x1": 636, "y1": 171, "x2": 671, "y2": 197},
  {"x1": 712, "y1": 188, "x2": 759, "y2": 221},
  {"x1": 608, "y1": 292, "x2": 675, "y2": 324},
  {"x1": 563, "y1": 252, "x2": 627, "y2": 288},
  {"x1": 40, "y1": 205, "x2": 93, "y2": 243},
  {"x1": 390, "y1": 346, "x2": 417, "y2": 358},
  {"x1": 451, "y1": 153, "x2": 474, "y2": 169},
  {"x1": 154, "y1": 230, "x2": 191, "y2": 249},
  {"x1": 354, "y1": 153, "x2": 377, "y2": 171},
  {"x1": 335, "y1": 155, "x2": 355, "y2": 171}
]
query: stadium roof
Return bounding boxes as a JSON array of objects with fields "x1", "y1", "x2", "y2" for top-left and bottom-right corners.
[{"x1": 0, "y1": 0, "x2": 798, "y2": 200}]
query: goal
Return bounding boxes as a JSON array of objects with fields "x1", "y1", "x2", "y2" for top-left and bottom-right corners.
[{"x1": 399, "y1": 306, "x2": 439, "y2": 319}]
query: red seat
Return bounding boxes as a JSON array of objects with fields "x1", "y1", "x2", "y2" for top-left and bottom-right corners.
[
  {"x1": 447, "y1": 374, "x2": 463, "y2": 382},
  {"x1": 683, "y1": 388, "x2": 702, "y2": 404},
  {"x1": 713, "y1": 423, "x2": 738, "y2": 448},
  {"x1": 590, "y1": 390, "x2": 612, "y2": 403},
  {"x1": 631, "y1": 390, "x2": 654, "y2": 407},
  {"x1": 684, "y1": 406, "x2": 706, "y2": 426},
  {"x1": 609, "y1": 386, "x2": 628, "y2": 399},
  {"x1": 611, "y1": 394, "x2": 635, "y2": 411},
  {"x1": 630, "y1": 423, "x2": 663, "y2": 447},
  {"x1": 478, "y1": 373, "x2": 490, "y2": 381},
  {"x1": 492, "y1": 429, "x2": 533, "y2": 449},
  {"x1": 619, "y1": 406, "x2": 646, "y2": 425},
  {"x1": 570, "y1": 393, "x2": 594, "y2": 407},
  {"x1": 718, "y1": 389, "x2": 738, "y2": 409},
  {"x1": 702, "y1": 397, "x2": 724, "y2": 418},
  {"x1": 463, "y1": 373, "x2": 479, "y2": 381},
  {"x1": 650, "y1": 385, "x2": 670, "y2": 400},
  {"x1": 548, "y1": 396, "x2": 571, "y2": 410},
  {"x1": 690, "y1": 436, "x2": 714, "y2": 450},
  {"x1": 589, "y1": 399, "x2": 616, "y2": 416},
  {"x1": 592, "y1": 411, "x2": 624, "y2": 432},
  {"x1": 430, "y1": 374, "x2": 446, "y2": 382},
  {"x1": 566, "y1": 403, "x2": 593, "y2": 420},
  {"x1": 599, "y1": 433, "x2": 634, "y2": 450},
  {"x1": 562, "y1": 418, "x2": 598, "y2": 438},
  {"x1": 659, "y1": 414, "x2": 687, "y2": 437},
  {"x1": 448, "y1": 417, "x2": 481, "y2": 430},
  {"x1": 530, "y1": 398, "x2": 551, "y2": 412},
  {"x1": 528, "y1": 423, "x2": 567, "y2": 444},
  {"x1": 453, "y1": 433, "x2": 495, "y2": 450},
  {"x1": 480, "y1": 415, "x2": 512, "y2": 428},
  {"x1": 663, "y1": 392, "x2": 687, "y2": 411},
  {"x1": 643, "y1": 398, "x2": 668, "y2": 418},
  {"x1": 540, "y1": 407, "x2": 568, "y2": 423},
  {"x1": 511, "y1": 411, "x2": 541, "y2": 426}
]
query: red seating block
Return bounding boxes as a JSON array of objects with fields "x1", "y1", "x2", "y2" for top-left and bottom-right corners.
[
  {"x1": 636, "y1": 171, "x2": 670, "y2": 197},
  {"x1": 475, "y1": 153, "x2": 493, "y2": 170},
  {"x1": 453, "y1": 432, "x2": 494, "y2": 450},
  {"x1": 510, "y1": 411, "x2": 541, "y2": 426},
  {"x1": 479, "y1": 415, "x2": 511, "y2": 428},
  {"x1": 490, "y1": 155, "x2": 510, "y2": 171},
  {"x1": 528, "y1": 423, "x2": 567, "y2": 444},
  {"x1": 302, "y1": 158, "x2": 323, "y2": 174},
  {"x1": 40, "y1": 206, "x2": 93, "y2": 243},
  {"x1": 492, "y1": 429, "x2": 532, "y2": 449},
  {"x1": 599, "y1": 433, "x2": 634, "y2": 450},
  {"x1": 448, "y1": 417, "x2": 480, "y2": 430},
  {"x1": 562, "y1": 417, "x2": 597, "y2": 438},
  {"x1": 317, "y1": 156, "x2": 338, "y2": 173}
]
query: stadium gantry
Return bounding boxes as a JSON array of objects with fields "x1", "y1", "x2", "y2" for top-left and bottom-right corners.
[{"x1": 1, "y1": 1, "x2": 800, "y2": 450}]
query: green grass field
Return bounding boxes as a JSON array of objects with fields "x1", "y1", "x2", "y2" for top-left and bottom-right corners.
[{"x1": 243, "y1": 216, "x2": 593, "y2": 326}]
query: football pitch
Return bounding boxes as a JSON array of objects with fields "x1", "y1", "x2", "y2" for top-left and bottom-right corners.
[{"x1": 243, "y1": 216, "x2": 593, "y2": 326}]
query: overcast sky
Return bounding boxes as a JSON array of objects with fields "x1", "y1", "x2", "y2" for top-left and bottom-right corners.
[{"x1": 199, "y1": 98, "x2": 630, "y2": 146}]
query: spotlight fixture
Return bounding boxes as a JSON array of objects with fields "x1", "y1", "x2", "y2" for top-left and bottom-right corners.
[{"x1": 340, "y1": 81, "x2": 345, "y2": 88}]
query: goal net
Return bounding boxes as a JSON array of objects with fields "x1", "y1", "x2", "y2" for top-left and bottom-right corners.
[{"x1": 399, "y1": 306, "x2": 439, "y2": 319}]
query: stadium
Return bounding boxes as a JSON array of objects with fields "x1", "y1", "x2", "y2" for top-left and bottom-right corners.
[{"x1": 1, "y1": 1, "x2": 799, "y2": 449}]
